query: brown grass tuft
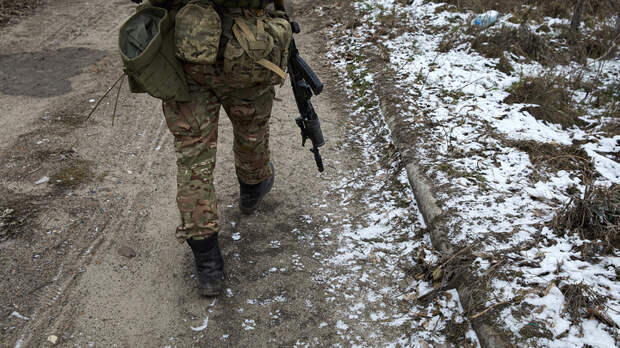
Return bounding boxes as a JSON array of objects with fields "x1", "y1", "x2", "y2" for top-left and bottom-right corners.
[
  {"x1": 519, "y1": 321, "x2": 554, "y2": 341},
  {"x1": 443, "y1": 319, "x2": 473, "y2": 345},
  {"x1": 593, "y1": 82, "x2": 620, "y2": 119},
  {"x1": 561, "y1": 282, "x2": 607, "y2": 323},
  {"x1": 508, "y1": 140, "x2": 593, "y2": 177},
  {"x1": 470, "y1": 25, "x2": 561, "y2": 66},
  {"x1": 495, "y1": 55, "x2": 514, "y2": 74},
  {"x1": 504, "y1": 76, "x2": 583, "y2": 128},
  {"x1": 553, "y1": 184, "x2": 620, "y2": 254}
]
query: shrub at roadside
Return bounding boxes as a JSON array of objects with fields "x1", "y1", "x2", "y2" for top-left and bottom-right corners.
[
  {"x1": 504, "y1": 76, "x2": 583, "y2": 128},
  {"x1": 553, "y1": 184, "x2": 620, "y2": 255}
]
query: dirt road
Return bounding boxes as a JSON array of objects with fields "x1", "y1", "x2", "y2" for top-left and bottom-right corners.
[{"x1": 0, "y1": 1, "x2": 423, "y2": 346}]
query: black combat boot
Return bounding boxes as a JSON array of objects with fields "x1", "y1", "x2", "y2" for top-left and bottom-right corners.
[
  {"x1": 186, "y1": 235, "x2": 224, "y2": 297},
  {"x1": 239, "y1": 162, "x2": 275, "y2": 215}
]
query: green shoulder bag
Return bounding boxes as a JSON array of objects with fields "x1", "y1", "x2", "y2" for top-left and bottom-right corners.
[{"x1": 119, "y1": 5, "x2": 191, "y2": 102}]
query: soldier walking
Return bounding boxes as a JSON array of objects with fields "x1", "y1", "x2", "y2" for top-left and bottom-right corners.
[{"x1": 127, "y1": 0, "x2": 291, "y2": 296}]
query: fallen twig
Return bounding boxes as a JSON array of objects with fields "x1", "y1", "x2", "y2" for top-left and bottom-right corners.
[
  {"x1": 112, "y1": 75, "x2": 126, "y2": 126},
  {"x1": 470, "y1": 299, "x2": 511, "y2": 320},
  {"x1": 587, "y1": 307, "x2": 619, "y2": 328},
  {"x1": 85, "y1": 73, "x2": 126, "y2": 122},
  {"x1": 432, "y1": 244, "x2": 473, "y2": 280},
  {"x1": 482, "y1": 260, "x2": 505, "y2": 278},
  {"x1": 542, "y1": 282, "x2": 556, "y2": 296},
  {"x1": 470, "y1": 289, "x2": 538, "y2": 320}
]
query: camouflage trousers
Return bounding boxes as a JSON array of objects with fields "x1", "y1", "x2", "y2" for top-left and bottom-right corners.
[{"x1": 163, "y1": 62, "x2": 275, "y2": 242}]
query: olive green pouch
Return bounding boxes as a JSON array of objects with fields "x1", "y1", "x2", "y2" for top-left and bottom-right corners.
[
  {"x1": 174, "y1": 3, "x2": 222, "y2": 64},
  {"x1": 224, "y1": 15, "x2": 291, "y2": 85},
  {"x1": 119, "y1": 6, "x2": 191, "y2": 102},
  {"x1": 265, "y1": 16, "x2": 292, "y2": 78}
]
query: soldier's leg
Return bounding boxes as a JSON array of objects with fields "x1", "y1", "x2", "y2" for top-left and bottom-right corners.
[
  {"x1": 162, "y1": 88, "x2": 221, "y2": 243},
  {"x1": 222, "y1": 85, "x2": 275, "y2": 185}
]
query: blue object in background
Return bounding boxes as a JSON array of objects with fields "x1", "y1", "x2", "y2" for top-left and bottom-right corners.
[{"x1": 472, "y1": 10, "x2": 499, "y2": 27}]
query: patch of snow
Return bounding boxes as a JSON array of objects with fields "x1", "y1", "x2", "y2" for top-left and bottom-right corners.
[{"x1": 190, "y1": 317, "x2": 209, "y2": 332}]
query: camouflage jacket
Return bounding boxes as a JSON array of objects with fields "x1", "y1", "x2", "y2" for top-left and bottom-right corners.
[{"x1": 150, "y1": 0, "x2": 273, "y2": 9}]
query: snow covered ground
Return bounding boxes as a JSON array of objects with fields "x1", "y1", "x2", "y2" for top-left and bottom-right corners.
[
  {"x1": 292, "y1": 54, "x2": 478, "y2": 345},
  {"x1": 316, "y1": 0, "x2": 619, "y2": 346}
]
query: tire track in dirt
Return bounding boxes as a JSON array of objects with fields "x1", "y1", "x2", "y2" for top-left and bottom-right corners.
[
  {"x1": 19, "y1": 112, "x2": 172, "y2": 345},
  {"x1": 13, "y1": 225, "x2": 108, "y2": 348},
  {"x1": 0, "y1": 0, "x2": 165, "y2": 346},
  {"x1": 28, "y1": 105, "x2": 175, "y2": 346}
]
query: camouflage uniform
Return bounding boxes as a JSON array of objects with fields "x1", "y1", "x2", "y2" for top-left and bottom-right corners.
[{"x1": 163, "y1": 4, "x2": 276, "y2": 242}]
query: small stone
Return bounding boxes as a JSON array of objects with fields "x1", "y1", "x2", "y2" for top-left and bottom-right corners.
[
  {"x1": 35, "y1": 176, "x2": 50, "y2": 185},
  {"x1": 118, "y1": 245, "x2": 137, "y2": 259},
  {"x1": 47, "y1": 335, "x2": 58, "y2": 345}
]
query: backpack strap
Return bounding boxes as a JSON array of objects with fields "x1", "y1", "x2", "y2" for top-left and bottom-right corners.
[
  {"x1": 257, "y1": 59, "x2": 286, "y2": 80},
  {"x1": 232, "y1": 18, "x2": 286, "y2": 80}
]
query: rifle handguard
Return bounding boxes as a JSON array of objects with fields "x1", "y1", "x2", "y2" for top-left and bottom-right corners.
[
  {"x1": 303, "y1": 118, "x2": 325, "y2": 148},
  {"x1": 293, "y1": 55, "x2": 323, "y2": 95}
]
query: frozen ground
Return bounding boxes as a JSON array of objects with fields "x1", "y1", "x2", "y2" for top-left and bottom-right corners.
[{"x1": 319, "y1": 0, "x2": 620, "y2": 346}]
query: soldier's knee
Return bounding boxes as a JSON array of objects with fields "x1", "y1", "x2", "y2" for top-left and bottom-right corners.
[{"x1": 229, "y1": 104, "x2": 256, "y2": 122}]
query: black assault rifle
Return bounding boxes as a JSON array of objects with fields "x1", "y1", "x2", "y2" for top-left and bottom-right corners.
[{"x1": 275, "y1": 3, "x2": 326, "y2": 172}]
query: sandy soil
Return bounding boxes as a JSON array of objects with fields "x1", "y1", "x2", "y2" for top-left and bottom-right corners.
[{"x1": 0, "y1": 0, "x2": 423, "y2": 346}]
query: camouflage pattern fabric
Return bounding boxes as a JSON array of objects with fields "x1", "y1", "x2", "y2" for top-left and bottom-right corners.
[
  {"x1": 174, "y1": 3, "x2": 221, "y2": 64},
  {"x1": 164, "y1": 62, "x2": 274, "y2": 242}
]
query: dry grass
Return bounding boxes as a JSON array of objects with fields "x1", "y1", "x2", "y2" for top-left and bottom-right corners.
[
  {"x1": 593, "y1": 82, "x2": 620, "y2": 119},
  {"x1": 443, "y1": 319, "x2": 475, "y2": 346},
  {"x1": 0, "y1": 208, "x2": 16, "y2": 241},
  {"x1": 519, "y1": 321, "x2": 554, "y2": 341},
  {"x1": 438, "y1": 27, "x2": 460, "y2": 53},
  {"x1": 504, "y1": 76, "x2": 583, "y2": 128},
  {"x1": 495, "y1": 55, "x2": 514, "y2": 74},
  {"x1": 561, "y1": 282, "x2": 607, "y2": 323},
  {"x1": 410, "y1": 246, "x2": 500, "y2": 322},
  {"x1": 0, "y1": 0, "x2": 44, "y2": 27},
  {"x1": 431, "y1": 0, "x2": 620, "y2": 64},
  {"x1": 553, "y1": 184, "x2": 620, "y2": 255},
  {"x1": 508, "y1": 140, "x2": 593, "y2": 178},
  {"x1": 554, "y1": 24, "x2": 620, "y2": 62},
  {"x1": 470, "y1": 25, "x2": 562, "y2": 66}
]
